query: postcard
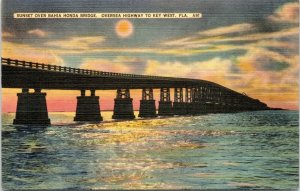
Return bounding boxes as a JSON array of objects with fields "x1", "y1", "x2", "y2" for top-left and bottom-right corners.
[{"x1": 2, "y1": 0, "x2": 299, "y2": 190}]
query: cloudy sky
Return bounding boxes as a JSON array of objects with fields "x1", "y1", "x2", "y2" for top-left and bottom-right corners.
[{"x1": 2, "y1": 0, "x2": 299, "y2": 111}]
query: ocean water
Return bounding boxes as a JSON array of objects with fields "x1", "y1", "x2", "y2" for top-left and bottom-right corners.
[{"x1": 2, "y1": 110, "x2": 299, "y2": 190}]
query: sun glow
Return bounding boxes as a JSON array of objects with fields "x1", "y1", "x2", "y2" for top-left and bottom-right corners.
[{"x1": 115, "y1": 20, "x2": 133, "y2": 38}]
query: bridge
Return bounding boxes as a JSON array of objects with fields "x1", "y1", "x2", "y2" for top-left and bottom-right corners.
[{"x1": 2, "y1": 57, "x2": 269, "y2": 125}]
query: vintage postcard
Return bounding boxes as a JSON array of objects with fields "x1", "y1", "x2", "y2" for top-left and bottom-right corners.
[{"x1": 1, "y1": 0, "x2": 299, "y2": 190}]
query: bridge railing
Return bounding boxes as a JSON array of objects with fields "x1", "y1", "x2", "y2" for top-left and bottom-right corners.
[{"x1": 2, "y1": 58, "x2": 181, "y2": 81}]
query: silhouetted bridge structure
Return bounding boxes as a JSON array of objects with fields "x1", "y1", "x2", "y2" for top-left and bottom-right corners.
[{"x1": 2, "y1": 58, "x2": 269, "y2": 125}]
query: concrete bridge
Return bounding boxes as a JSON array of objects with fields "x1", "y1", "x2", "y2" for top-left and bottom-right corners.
[{"x1": 2, "y1": 58, "x2": 269, "y2": 125}]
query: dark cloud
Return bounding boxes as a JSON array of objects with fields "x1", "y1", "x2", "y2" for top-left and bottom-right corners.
[
  {"x1": 266, "y1": 47, "x2": 298, "y2": 57},
  {"x1": 213, "y1": 39, "x2": 258, "y2": 46},
  {"x1": 251, "y1": 18, "x2": 279, "y2": 33},
  {"x1": 229, "y1": 63, "x2": 241, "y2": 73},
  {"x1": 255, "y1": 58, "x2": 290, "y2": 71}
]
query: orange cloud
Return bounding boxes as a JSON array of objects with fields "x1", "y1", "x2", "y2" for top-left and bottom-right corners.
[
  {"x1": 233, "y1": 47, "x2": 298, "y2": 109},
  {"x1": 268, "y1": 2, "x2": 299, "y2": 23},
  {"x1": 2, "y1": 41, "x2": 64, "y2": 65},
  {"x1": 144, "y1": 58, "x2": 234, "y2": 85},
  {"x1": 80, "y1": 58, "x2": 135, "y2": 73},
  {"x1": 236, "y1": 47, "x2": 293, "y2": 72},
  {"x1": 2, "y1": 31, "x2": 14, "y2": 38}
]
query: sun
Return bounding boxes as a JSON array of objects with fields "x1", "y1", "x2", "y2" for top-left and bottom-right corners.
[{"x1": 115, "y1": 20, "x2": 133, "y2": 38}]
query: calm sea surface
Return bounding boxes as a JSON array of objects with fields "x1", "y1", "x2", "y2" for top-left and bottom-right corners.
[{"x1": 2, "y1": 110, "x2": 299, "y2": 190}]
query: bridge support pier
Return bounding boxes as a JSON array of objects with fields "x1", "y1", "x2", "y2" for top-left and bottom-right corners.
[
  {"x1": 186, "y1": 103, "x2": 193, "y2": 114},
  {"x1": 112, "y1": 89, "x2": 135, "y2": 119},
  {"x1": 190, "y1": 87, "x2": 206, "y2": 115},
  {"x1": 185, "y1": 88, "x2": 193, "y2": 114},
  {"x1": 214, "y1": 103, "x2": 224, "y2": 113},
  {"x1": 158, "y1": 88, "x2": 173, "y2": 116},
  {"x1": 205, "y1": 102, "x2": 215, "y2": 113},
  {"x1": 139, "y1": 88, "x2": 157, "y2": 118},
  {"x1": 190, "y1": 102, "x2": 206, "y2": 115},
  {"x1": 14, "y1": 88, "x2": 50, "y2": 125},
  {"x1": 222, "y1": 103, "x2": 230, "y2": 113},
  {"x1": 173, "y1": 88, "x2": 187, "y2": 115},
  {"x1": 74, "y1": 90, "x2": 103, "y2": 122},
  {"x1": 173, "y1": 102, "x2": 187, "y2": 115}
]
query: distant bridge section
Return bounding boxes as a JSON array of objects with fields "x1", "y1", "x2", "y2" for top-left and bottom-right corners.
[{"x1": 1, "y1": 58, "x2": 270, "y2": 125}]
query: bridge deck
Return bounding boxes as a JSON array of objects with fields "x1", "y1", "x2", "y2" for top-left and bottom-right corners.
[
  {"x1": 2, "y1": 58, "x2": 233, "y2": 91},
  {"x1": 2, "y1": 57, "x2": 198, "y2": 81}
]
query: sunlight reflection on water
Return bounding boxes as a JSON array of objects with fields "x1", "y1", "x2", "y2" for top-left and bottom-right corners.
[{"x1": 2, "y1": 110, "x2": 299, "y2": 190}]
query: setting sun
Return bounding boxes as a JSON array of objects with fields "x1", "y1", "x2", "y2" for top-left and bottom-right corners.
[{"x1": 115, "y1": 19, "x2": 133, "y2": 38}]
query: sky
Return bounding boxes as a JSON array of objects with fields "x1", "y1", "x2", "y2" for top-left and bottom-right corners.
[{"x1": 2, "y1": 0, "x2": 299, "y2": 112}]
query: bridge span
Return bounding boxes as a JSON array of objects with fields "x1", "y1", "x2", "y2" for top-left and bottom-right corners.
[{"x1": 2, "y1": 58, "x2": 269, "y2": 125}]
